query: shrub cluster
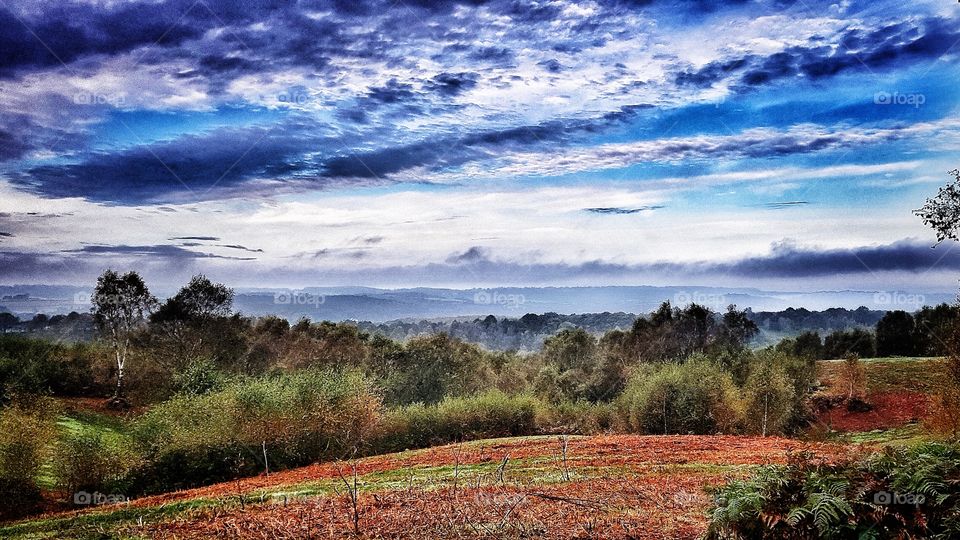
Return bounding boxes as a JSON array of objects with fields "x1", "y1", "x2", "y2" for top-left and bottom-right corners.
[
  {"x1": 129, "y1": 369, "x2": 381, "y2": 493},
  {"x1": 0, "y1": 398, "x2": 58, "y2": 520}
]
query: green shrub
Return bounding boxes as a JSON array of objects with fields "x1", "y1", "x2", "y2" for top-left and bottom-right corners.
[
  {"x1": 54, "y1": 430, "x2": 138, "y2": 503},
  {"x1": 535, "y1": 400, "x2": 614, "y2": 435},
  {"x1": 375, "y1": 391, "x2": 539, "y2": 452},
  {"x1": 172, "y1": 357, "x2": 227, "y2": 395},
  {"x1": 617, "y1": 360, "x2": 743, "y2": 435},
  {"x1": 130, "y1": 369, "x2": 381, "y2": 494},
  {"x1": 0, "y1": 397, "x2": 58, "y2": 519},
  {"x1": 707, "y1": 444, "x2": 960, "y2": 539},
  {"x1": 742, "y1": 359, "x2": 795, "y2": 436}
]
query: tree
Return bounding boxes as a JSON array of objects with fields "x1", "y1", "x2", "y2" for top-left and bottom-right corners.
[
  {"x1": 915, "y1": 169, "x2": 960, "y2": 242},
  {"x1": 792, "y1": 331, "x2": 824, "y2": 360},
  {"x1": 91, "y1": 270, "x2": 155, "y2": 405},
  {"x1": 838, "y1": 353, "x2": 866, "y2": 400},
  {"x1": 718, "y1": 305, "x2": 759, "y2": 350},
  {"x1": 743, "y1": 358, "x2": 795, "y2": 436},
  {"x1": 0, "y1": 313, "x2": 17, "y2": 334},
  {"x1": 148, "y1": 275, "x2": 236, "y2": 369},
  {"x1": 823, "y1": 328, "x2": 875, "y2": 359},
  {"x1": 875, "y1": 310, "x2": 917, "y2": 357},
  {"x1": 914, "y1": 304, "x2": 960, "y2": 356},
  {"x1": 150, "y1": 274, "x2": 233, "y2": 323}
]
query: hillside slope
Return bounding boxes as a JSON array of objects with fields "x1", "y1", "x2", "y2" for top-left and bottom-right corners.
[{"x1": 4, "y1": 434, "x2": 840, "y2": 540}]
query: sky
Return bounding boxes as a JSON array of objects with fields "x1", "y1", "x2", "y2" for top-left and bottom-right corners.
[{"x1": 1, "y1": 0, "x2": 959, "y2": 294}]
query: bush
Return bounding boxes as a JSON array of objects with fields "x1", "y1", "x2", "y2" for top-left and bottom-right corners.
[
  {"x1": 375, "y1": 391, "x2": 539, "y2": 452},
  {"x1": 54, "y1": 430, "x2": 138, "y2": 504},
  {"x1": 535, "y1": 400, "x2": 614, "y2": 435},
  {"x1": 172, "y1": 357, "x2": 227, "y2": 395},
  {"x1": 617, "y1": 360, "x2": 743, "y2": 435},
  {"x1": 130, "y1": 369, "x2": 381, "y2": 494},
  {"x1": 707, "y1": 444, "x2": 960, "y2": 539},
  {"x1": 0, "y1": 398, "x2": 58, "y2": 519}
]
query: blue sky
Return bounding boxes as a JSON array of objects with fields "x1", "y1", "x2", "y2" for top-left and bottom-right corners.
[{"x1": 0, "y1": 0, "x2": 959, "y2": 292}]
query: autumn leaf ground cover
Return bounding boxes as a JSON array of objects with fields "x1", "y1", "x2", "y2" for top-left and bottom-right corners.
[{"x1": 1, "y1": 435, "x2": 842, "y2": 540}]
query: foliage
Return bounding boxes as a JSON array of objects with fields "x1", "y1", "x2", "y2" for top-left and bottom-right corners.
[
  {"x1": 54, "y1": 430, "x2": 138, "y2": 503},
  {"x1": 876, "y1": 310, "x2": 918, "y2": 357},
  {"x1": 838, "y1": 353, "x2": 866, "y2": 400},
  {"x1": 385, "y1": 334, "x2": 493, "y2": 405},
  {"x1": 0, "y1": 397, "x2": 58, "y2": 519},
  {"x1": 823, "y1": 328, "x2": 876, "y2": 359},
  {"x1": 130, "y1": 369, "x2": 381, "y2": 493},
  {"x1": 172, "y1": 357, "x2": 228, "y2": 395},
  {"x1": 617, "y1": 359, "x2": 743, "y2": 435},
  {"x1": 707, "y1": 444, "x2": 960, "y2": 539},
  {"x1": 92, "y1": 270, "x2": 156, "y2": 399},
  {"x1": 0, "y1": 336, "x2": 99, "y2": 399},
  {"x1": 915, "y1": 168, "x2": 960, "y2": 242},
  {"x1": 743, "y1": 357, "x2": 795, "y2": 436},
  {"x1": 375, "y1": 391, "x2": 539, "y2": 452}
]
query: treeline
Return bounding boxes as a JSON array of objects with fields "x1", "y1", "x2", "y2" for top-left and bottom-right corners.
[
  {"x1": 0, "y1": 311, "x2": 95, "y2": 341},
  {"x1": 775, "y1": 304, "x2": 960, "y2": 359},
  {"x1": 749, "y1": 306, "x2": 886, "y2": 333},
  {"x1": 357, "y1": 312, "x2": 637, "y2": 352}
]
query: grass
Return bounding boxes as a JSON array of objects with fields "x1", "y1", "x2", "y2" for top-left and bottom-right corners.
[
  {"x1": 818, "y1": 356, "x2": 946, "y2": 394},
  {"x1": 830, "y1": 424, "x2": 932, "y2": 446}
]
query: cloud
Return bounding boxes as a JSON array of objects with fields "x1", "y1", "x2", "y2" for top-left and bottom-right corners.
[
  {"x1": 675, "y1": 16, "x2": 960, "y2": 90},
  {"x1": 219, "y1": 244, "x2": 264, "y2": 253},
  {"x1": 63, "y1": 244, "x2": 257, "y2": 261},
  {"x1": 701, "y1": 239, "x2": 960, "y2": 277},
  {"x1": 762, "y1": 201, "x2": 810, "y2": 209},
  {"x1": 169, "y1": 236, "x2": 220, "y2": 241},
  {"x1": 446, "y1": 246, "x2": 490, "y2": 264},
  {"x1": 584, "y1": 206, "x2": 665, "y2": 214}
]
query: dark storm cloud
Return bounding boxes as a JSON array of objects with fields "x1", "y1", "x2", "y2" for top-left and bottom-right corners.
[
  {"x1": 320, "y1": 108, "x2": 649, "y2": 179},
  {"x1": 762, "y1": 201, "x2": 810, "y2": 209},
  {"x1": 702, "y1": 240, "x2": 960, "y2": 277},
  {"x1": 425, "y1": 72, "x2": 480, "y2": 96},
  {"x1": 64, "y1": 244, "x2": 256, "y2": 261},
  {"x1": 0, "y1": 127, "x2": 33, "y2": 160},
  {"x1": 584, "y1": 206, "x2": 665, "y2": 214},
  {"x1": 169, "y1": 236, "x2": 221, "y2": 241},
  {"x1": 10, "y1": 121, "x2": 324, "y2": 204},
  {"x1": 219, "y1": 244, "x2": 265, "y2": 253},
  {"x1": 675, "y1": 16, "x2": 960, "y2": 89}
]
